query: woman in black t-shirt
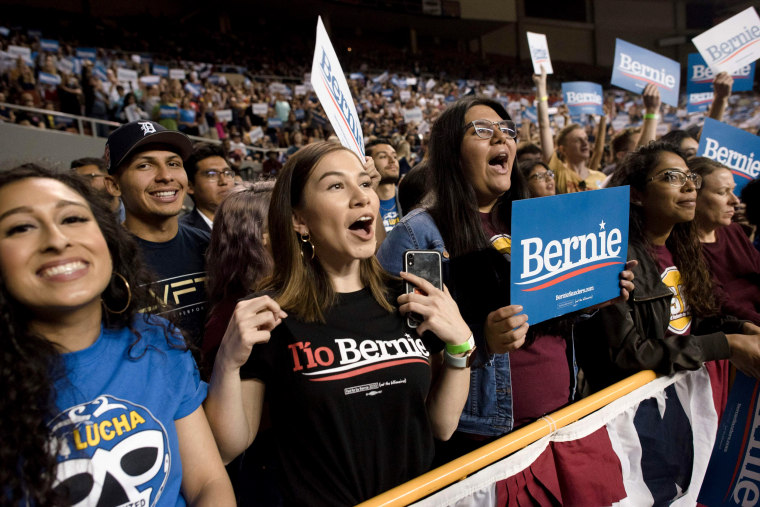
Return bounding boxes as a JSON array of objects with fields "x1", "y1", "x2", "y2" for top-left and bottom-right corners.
[{"x1": 205, "y1": 141, "x2": 474, "y2": 506}]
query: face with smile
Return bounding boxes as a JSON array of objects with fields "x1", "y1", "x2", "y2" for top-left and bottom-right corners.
[
  {"x1": 460, "y1": 105, "x2": 516, "y2": 211},
  {"x1": 188, "y1": 155, "x2": 233, "y2": 216},
  {"x1": 696, "y1": 168, "x2": 739, "y2": 230},
  {"x1": 639, "y1": 151, "x2": 698, "y2": 229},
  {"x1": 368, "y1": 143, "x2": 399, "y2": 184},
  {"x1": 527, "y1": 164, "x2": 556, "y2": 197},
  {"x1": 292, "y1": 149, "x2": 378, "y2": 271},
  {"x1": 107, "y1": 149, "x2": 187, "y2": 222},
  {"x1": 0, "y1": 178, "x2": 112, "y2": 317}
]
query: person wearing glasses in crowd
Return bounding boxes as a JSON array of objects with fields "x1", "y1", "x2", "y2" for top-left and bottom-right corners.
[
  {"x1": 377, "y1": 98, "x2": 635, "y2": 503},
  {"x1": 576, "y1": 143, "x2": 760, "y2": 419},
  {"x1": 205, "y1": 142, "x2": 473, "y2": 506},
  {"x1": 103, "y1": 120, "x2": 211, "y2": 347},
  {"x1": 71, "y1": 156, "x2": 125, "y2": 221},
  {"x1": 181, "y1": 143, "x2": 235, "y2": 233},
  {"x1": 519, "y1": 160, "x2": 556, "y2": 198},
  {"x1": 689, "y1": 157, "x2": 760, "y2": 325}
]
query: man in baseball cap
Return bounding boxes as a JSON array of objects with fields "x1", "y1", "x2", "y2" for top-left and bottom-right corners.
[{"x1": 104, "y1": 120, "x2": 210, "y2": 347}]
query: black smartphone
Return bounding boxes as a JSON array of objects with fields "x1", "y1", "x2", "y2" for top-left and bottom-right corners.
[{"x1": 403, "y1": 250, "x2": 443, "y2": 328}]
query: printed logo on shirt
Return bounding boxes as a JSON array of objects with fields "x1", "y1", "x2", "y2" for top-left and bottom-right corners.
[
  {"x1": 289, "y1": 333, "x2": 430, "y2": 382},
  {"x1": 489, "y1": 233, "x2": 512, "y2": 257},
  {"x1": 48, "y1": 395, "x2": 170, "y2": 506},
  {"x1": 661, "y1": 266, "x2": 692, "y2": 334},
  {"x1": 382, "y1": 210, "x2": 399, "y2": 232}
]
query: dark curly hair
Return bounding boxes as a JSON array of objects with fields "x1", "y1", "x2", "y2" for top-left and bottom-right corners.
[
  {"x1": 0, "y1": 164, "x2": 170, "y2": 504},
  {"x1": 608, "y1": 142, "x2": 719, "y2": 317}
]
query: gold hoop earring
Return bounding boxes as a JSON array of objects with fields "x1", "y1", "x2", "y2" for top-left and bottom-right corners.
[
  {"x1": 300, "y1": 233, "x2": 316, "y2": 260},
  {"x1": 102, "y1": 272, "x2": 132, "y2": 314}
]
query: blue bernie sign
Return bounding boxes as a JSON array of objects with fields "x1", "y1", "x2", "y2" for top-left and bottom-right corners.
[
  {"x1": 698, "y1": 117, "x2": 760, "y2": 195},
  {"x1": 40, "y1": 39, "x2": 59, "y2": 53},
  {"x1": 698, "y1": 371, "x2": 760, "y2": 506},
  {"x1": 687, "y1": 52, "x2": 756, "y2": 94},
  {"x1": 153, "y1": 64, "x2": 169, "y2": 77},
  {"x1": 562, "y1": 81, "x2": 604, "y2": 117},
  {"x1": 511, "y1": 186, "x2": 630, "y2": 324},
  {"x1": 75, "y1": 47, "x2": 96, "y2": 61},
  {"x1": 611, "y1": 39, "x2": 680, "y2": 107}
]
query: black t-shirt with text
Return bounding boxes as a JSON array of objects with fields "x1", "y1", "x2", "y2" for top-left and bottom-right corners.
[{"x1": 241, "y1": 287, "x2": 442, "y2": 506}]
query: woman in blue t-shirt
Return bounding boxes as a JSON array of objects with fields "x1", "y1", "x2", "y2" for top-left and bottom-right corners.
[
  {"x1": 0, "y1": 165, "x2": 233, "y2": 505},
  {"x1": 205, "y1": 142, "x2": 474, "y2": 506}
]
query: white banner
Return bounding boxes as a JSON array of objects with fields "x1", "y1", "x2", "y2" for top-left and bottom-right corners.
[
  {"x1": 526, "y1": 32, "x2": 554, "y2": 74},
  {"x1": 252, "y1": 103, "x2": 268, "y2": 116},
  {"x1": 310, "y1": 16, "x2": 365, "y2": 158},
  {"x1": 169, "y1": 68, "x2": 186, "y2": 80},
  {"x1": 215, "y1": 109, "x2": 233, "y2": 122},
  {"x1": 692, "y1": 7, "x2": 760, "y2": 75}
]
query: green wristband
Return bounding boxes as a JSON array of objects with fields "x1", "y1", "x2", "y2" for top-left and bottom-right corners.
[
  {"x1": 445, "y1": 333, "x2": 475, "y2": 354},
  {"x1": 643, "y1": 113, "x2": 660, "y2": 120}
]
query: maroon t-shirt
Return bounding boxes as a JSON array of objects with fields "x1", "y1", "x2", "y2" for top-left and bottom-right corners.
[
  {"x1": 479, "y1": 212, "x2": 570, "y2": 428},
  {"x1": 702, "y1": 222, "x2": 760, "y2": 325}
]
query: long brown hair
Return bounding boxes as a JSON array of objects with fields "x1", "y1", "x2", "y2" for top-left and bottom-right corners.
[
  {"x1": 205, "y1": 184, "x2": 274, "y2": 308},
  {"x1": 261, "y1": 142, "x2": 394, "y2": 322},
  {"x1": 609, "y1": 142, "x2": 719, "y2": 317}
]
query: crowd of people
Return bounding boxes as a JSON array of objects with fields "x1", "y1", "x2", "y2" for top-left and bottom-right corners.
[{"x1": 2, "y1": 16, "x2": 760, "y2": 507}]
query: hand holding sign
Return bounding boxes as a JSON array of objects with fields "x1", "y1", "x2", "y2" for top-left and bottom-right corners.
[{"x1": 484, "y1": 305, "x2": 529, "y2": 354}]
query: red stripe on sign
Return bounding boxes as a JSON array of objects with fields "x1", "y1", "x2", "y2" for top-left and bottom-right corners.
[
  {"x1": 309, "y1": 358, "x2": 429, "y2": 381},
  {"x1": 731, "y1": 170, "x2": 752, "y2": 181},
  {"x1": 718, "y1": 39, "x2": 760, "y2": 65},
  {"x1": 521, "y1": 262, "x2": 624, "y2": 292},
  {"x1": 620, "y1": 71, "x2": 674, "y2": 91},
  {"x1": 320, "y1": 74, "x2": 363, "y2": 155}
]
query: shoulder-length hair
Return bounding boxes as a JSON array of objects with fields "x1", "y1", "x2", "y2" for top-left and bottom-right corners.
[
  {"x1": 427, "y1": 95, "x2": 530, "y2": 258},
  {"x1": 0, "y1": 164, "x2": 162, "y2": 505},
  {"x1": 260, "y1": 142, "x2": 394, "y2": 322},
  {"x1": 206, "y1": 183, "x2": 274, "y2": 308},
  {"x1": 608, "y1": 142, "x2": 719, "y2": 317}
]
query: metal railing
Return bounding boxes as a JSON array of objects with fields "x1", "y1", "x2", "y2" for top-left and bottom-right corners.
[{"x1": 0, "y1": 102, "x2": 286, "y2": 153}]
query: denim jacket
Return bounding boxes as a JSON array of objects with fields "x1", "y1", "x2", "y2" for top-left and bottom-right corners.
[{"x1": 377, "y1": 208, "x2": 514, "y2": 436}]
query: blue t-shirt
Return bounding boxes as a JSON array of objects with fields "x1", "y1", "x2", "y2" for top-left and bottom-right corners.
[
  {"x1": 48, "y1": 315, "x2": 207, "y2": 506},
  {"x1": 379, "y1": 196, "x2": 399, "y2": 233}
]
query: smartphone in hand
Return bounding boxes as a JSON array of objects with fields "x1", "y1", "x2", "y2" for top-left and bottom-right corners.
[{"x1": 403, "y1": 250, "x2": 443, "y2": 328}]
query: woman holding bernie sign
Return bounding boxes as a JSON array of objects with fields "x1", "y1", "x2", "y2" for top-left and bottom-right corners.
[
  {"x1": 377, "y1": 97, "x2": 635, "y2": 504},
  {"x1": 0, "y1": 165, "x2": 233, "y2": 506},
  {"x1": 576, "y1": 143, "x2": 760, "y2": 414},
  {"x1": 204, "y1": 142, "x2": 473, "y2": 506},
  {"x1": 690, "y1": 157, "x2": 760, "y2": 325}
]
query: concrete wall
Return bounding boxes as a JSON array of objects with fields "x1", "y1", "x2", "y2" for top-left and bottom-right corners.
[{"x1": 0, "y1": 122, "x2": 106, "y2": 170}]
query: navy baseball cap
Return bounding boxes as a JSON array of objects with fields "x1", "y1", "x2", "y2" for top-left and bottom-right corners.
[{"x1": 104, "y1": 120, "x2": 193, "y2": 174}]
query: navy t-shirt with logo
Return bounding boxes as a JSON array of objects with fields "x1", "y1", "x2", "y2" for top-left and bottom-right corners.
[
  {"x1": 241, "y1": 287, "x2": 442, "y2": 506},
  {"x1": 134, "y1": 223, "x2": 210, "y2": 346}
]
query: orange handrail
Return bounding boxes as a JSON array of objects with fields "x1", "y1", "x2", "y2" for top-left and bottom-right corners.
[{"x1": 358, "y1": 370, "x2": 658, "y2": 507}]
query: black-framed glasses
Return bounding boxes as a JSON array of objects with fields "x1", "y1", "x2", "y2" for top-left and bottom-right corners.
[
  {"x1": 200, "y1": 169, "x2": 235, "y2": 180},
  {"x1": 464, "y1": 119, "x2": 517, "y2": 139},
  {"x1": 528, "y1": 169, "x2": 554, "y2": 181},
  {"x1": 647, "y1": 169, "x2": 702, "y2": 189}
]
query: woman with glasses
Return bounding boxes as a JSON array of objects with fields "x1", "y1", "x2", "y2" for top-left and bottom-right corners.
[
  {"x1": 576, "y1": 143, "x2": 760, "y2": 400},
  {"x1": 519, "y1": 160, "x2": 556, "y2": 198},
  {"x1": 377, "y1": 97, "x2": 634, "y2": 489},
  {"x1": 689, "y1": 157, "x2": 760, "y2": 325}
]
